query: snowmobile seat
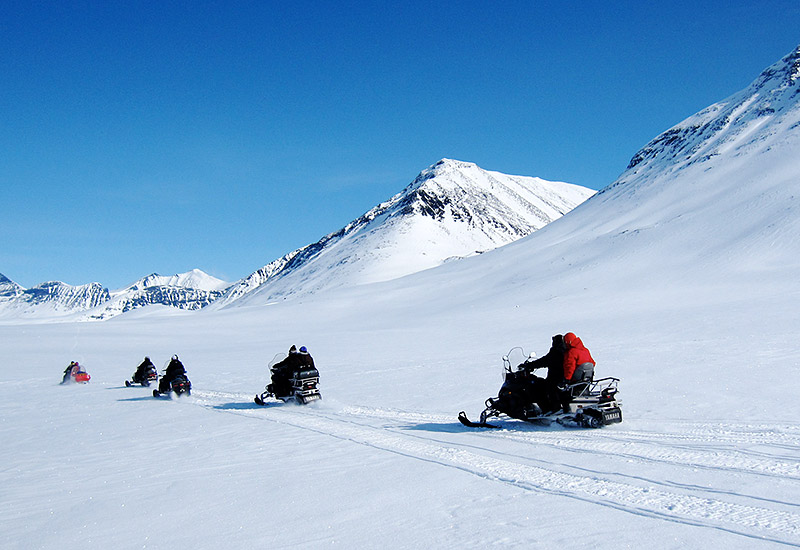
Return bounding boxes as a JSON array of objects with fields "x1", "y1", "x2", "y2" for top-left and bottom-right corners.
[
  {"x1": 571, "y1": 362, "x2": 594, "y2": 384},
  {"x1": 564, "y1": 362, "x2": 594, "y2": 399},
  {"x1": 294, "y1": 367, "x2": 319, "y2": 379}
]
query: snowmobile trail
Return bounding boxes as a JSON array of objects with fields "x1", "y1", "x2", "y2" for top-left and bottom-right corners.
[
  {"x1": 333, "y1": 405, "x2": 800, "y2": 480},
  {"x1": 188, "y1": 390, "x2": 800, "y2": 547}
]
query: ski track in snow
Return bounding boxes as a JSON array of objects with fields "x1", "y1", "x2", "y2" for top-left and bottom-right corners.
[{"x1": 188, "y1": 389, "x2": 800, "y2": 547}]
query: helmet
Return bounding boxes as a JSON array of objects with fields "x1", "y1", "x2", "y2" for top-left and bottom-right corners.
[
  {"x1": 299, "y1": 346, "x2": 308, "y2": 353},
  {"x1": 289, "y1": 345, "x2": 297, "y2": 353},
  {"x1": 564, "y1": 332, "x2": 577, "y2": 347}
]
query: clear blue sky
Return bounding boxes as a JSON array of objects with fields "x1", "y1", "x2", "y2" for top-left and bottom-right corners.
[{"x1": 2, "y1": 1, "x2": 799, "y2": 289}]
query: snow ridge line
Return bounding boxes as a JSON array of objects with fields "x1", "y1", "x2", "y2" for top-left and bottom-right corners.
[{"x1": 191, "y1": 392, "x2": 800, "y2": 545}]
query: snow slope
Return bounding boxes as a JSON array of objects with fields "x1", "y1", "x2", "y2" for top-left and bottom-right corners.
[{"x1": 2, "y1": 47, "x2": 800, "y2": 549}]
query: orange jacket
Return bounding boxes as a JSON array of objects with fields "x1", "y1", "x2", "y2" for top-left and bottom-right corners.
[{"x1": 562, "y1": 332, "x2": 595, "y2": 381}]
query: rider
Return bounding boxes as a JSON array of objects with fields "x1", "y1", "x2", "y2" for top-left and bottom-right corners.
[
  {"x1": 297, "y1": 346, "x2": 315, "y2": 369},
  {"x1": 560, "y1": 332, "x2": 595, "y2": 412},
  {"x1": 133, "y1": 356, "x2": 155, "y2": 383},
  {"x1": 523, "y1": 335, "x2": 567, "y2": 413},
  {"x1": 158, "y1": 355, "x2": 187, "y2": 393},
  {"x1": 61, "y1": 361, "x2": 80, "y2": 384},
  {"x1": 269, "y1": 346, "x2": 301, "y2": 397}
]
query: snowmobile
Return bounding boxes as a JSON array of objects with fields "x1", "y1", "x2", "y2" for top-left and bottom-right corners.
[
  {"x1": 458, "y1": 347, "x2": 622, "y2": 429},
  {"x1": 125, "y1": 363, "x2": 158, "y2": 387},
  {"x1": 254, "y1": 352, "x2": 321, "y2": 406},
  {"x1": 152, "y1": 374, "x2": 192, "y2": 398},
  {"x1": 153, "y1": 355, "x2": 191, "y2": 398},
  {"x1": 60, "y1": 362, "x2": 90, "y2": 384}
]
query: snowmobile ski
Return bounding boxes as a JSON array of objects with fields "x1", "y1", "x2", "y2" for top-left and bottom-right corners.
[
  {"x1": 254, "y1": 394, "x2": 266, "y2": 406},
  {"x1": 458, "y1": 411, "x2": 501, "y2": 429},
  {"x1": 126, "y1": 379, "x2": 153, "y2": 387}
]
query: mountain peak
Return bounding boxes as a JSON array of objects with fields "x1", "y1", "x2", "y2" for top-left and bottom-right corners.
[
  {"x1": 0, "y1": 273, "x2": 24, "y2": 302},
  {"x1": 122, "y1": 269, "x2": 228, "y2": 293},
  {"x1": 409, "y1": 159, "x2": 476, "y2": 188},
  {"x1": 431, "y1": 158, "x2": 477, "y2": 172}
]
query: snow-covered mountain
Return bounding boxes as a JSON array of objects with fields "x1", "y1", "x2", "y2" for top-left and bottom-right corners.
[
  {"x1": 216, "y1": 159, "x2": 594, "y2": 307},
  {"x1": 121, "y1": 269, "x2": 230, "y2": 293},
  {"x1": 85, "y1": 269, "x2": 230, "y2": 320},
  {"x1": 623, "y1": 45, "x2": 800, "y2": 178},
  {"x1": 0, "y1": 270, "x2": 229, "y2": 321},
  {"x1": 0, "y1": 275, "x2": 110, "y2": 318},
  {"x1": 456, "y1": 42, "x2": 800, "y2": 299},
  {"x1": 0, "y1": 273, "x2": 24, "y2": 302}
]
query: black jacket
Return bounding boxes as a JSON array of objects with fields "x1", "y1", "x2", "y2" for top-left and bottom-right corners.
[
  {"x1": 135, "y1": 358, "x2": 155, "y2": 376},
  {"x1": 272, "y1": 352, "x2": 302, "y2": 373},
  {"x1": 164, "y1": 357, "x2": 186, "y2": 381},
  {"x1": 525, "y1": 335, "x2": 566, "y2": 384},
  {"x1": 297, "y1": 351, "x2": 315, "y2": 369}
]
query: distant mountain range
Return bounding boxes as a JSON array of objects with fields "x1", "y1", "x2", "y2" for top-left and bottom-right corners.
[
  {"x1": 0, "y1": 269, "x2": 228, "y2": 321},
  {"x1": 0, "y1": 160, "x2": 593, "y2": 321}
]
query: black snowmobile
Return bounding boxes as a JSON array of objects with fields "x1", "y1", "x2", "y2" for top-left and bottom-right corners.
[
  {"x1": 125, "y1": 363, "x2": 158, "y2": 387},
  {"x1": 254, "y1": 352, "x2": 321, "y2": 406},
  {"x1": 152, "y1": 374, "x2": 192, "y2": 398},
  {"x1": 152, "y1": 356, "x2": 192, "y2": 398},
  {"x1": 458, "y1": 347, "x2": 622, "y2": 429}
]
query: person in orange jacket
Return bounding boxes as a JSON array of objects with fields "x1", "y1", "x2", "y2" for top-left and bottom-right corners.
[{"x1": 560, "y1": 332, "x2": 596, "y2": 412}]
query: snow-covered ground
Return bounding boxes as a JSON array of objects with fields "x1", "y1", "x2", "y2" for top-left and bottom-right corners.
[
  {"x1": 2, "y1": 272, "x2": 798, "y2": 549},
  {"x1": 3, "y1": 46, "x2": 800, "y2": 550}
]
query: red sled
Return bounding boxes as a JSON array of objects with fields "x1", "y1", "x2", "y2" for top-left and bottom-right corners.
[{"x1": 74, "y1": 372, "x2": 91, "y2": 383}]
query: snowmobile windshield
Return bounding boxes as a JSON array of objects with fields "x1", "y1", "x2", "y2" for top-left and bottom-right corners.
[
  {"x1": 503, "y1": 347, "x2": 533, "y2": 374},
  {"x1": 268, "y1": 353, "x2": 288, "y2": 369}
]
